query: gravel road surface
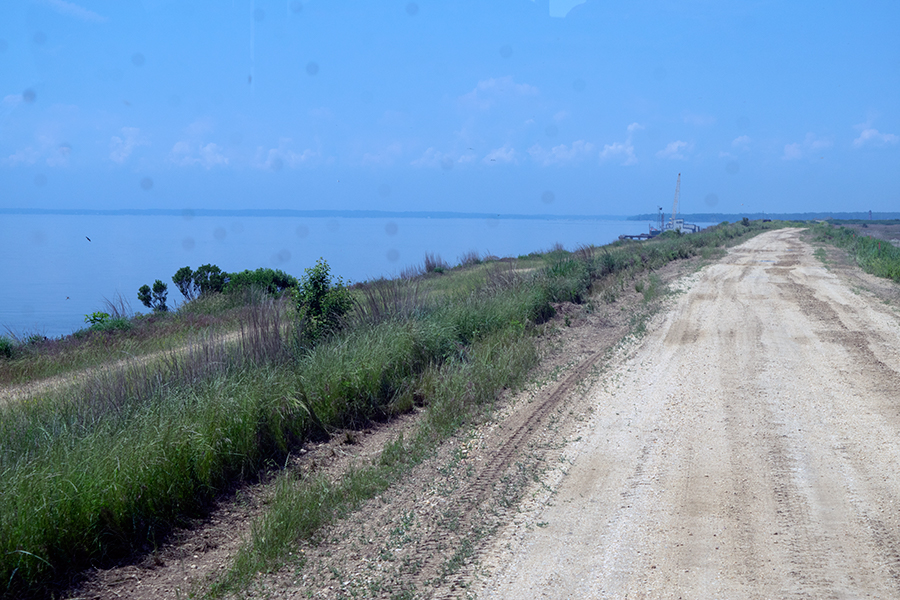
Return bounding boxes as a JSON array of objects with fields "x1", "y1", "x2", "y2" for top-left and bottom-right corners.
[{"x1": 477, "y1": 228, "x2": 900, "y2": 599}]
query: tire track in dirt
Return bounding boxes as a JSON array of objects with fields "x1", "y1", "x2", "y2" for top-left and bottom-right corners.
[{"x1": 476, "y1": 229, "x2": 900, "y2": 599}]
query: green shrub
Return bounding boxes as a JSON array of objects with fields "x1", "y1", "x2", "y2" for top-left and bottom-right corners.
[
  {"x1": 225, "y1": 268, "x2": 298, "y2": 296},
  {"x1": 0, "y1": 337, "x2": 14, "y2": 360},
  {"x1": 295, "y1": 259, "x2": 353, "y2": 344}
]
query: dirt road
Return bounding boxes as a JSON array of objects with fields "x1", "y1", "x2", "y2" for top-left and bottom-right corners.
[{"x1": 476, "y1": 228, "x2": 900, "y2": 598}]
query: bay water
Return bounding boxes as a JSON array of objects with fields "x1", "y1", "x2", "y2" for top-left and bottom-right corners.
[{"x1": 1, "y1": 213, "x2": 679, "y2": 338}]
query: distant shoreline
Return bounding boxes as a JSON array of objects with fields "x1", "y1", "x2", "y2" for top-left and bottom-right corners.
[
  {"x1": 3, "y1": 208, "x2": 898, "y2": 222},
  {"x1": 0, "y1": 208, "x2": 627, "y2": 221}
]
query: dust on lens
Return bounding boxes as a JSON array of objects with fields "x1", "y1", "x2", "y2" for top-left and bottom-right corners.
[
  {"x1": 290, "y1": 1, "x2": 303, "y2": 13},
  {"x1": 385, "y1": 222, "x2": 398, "y2": 236},
  {"x1": 213, "y1": 227, "x2": 227, "y2": 241},
  {"x1": 306, "y1": 62, "x2": 319, "y2": 76},
  {"x1": 500, "y1": 45, "x2": 512, "y2": 58},
  {"x1": 326, "y1": 219, "x2": 339, "y2": 232},
  {"x1": 440, "y1": 156, "x2": 454, "y2": 171},
  {"x1": 253, "y1": 8, "x2": 265, "y2": 22},
  {"x1": 131, "y1": 53, "x2": 145, "y2": 67},
  {"x1": 270, "y1": 157, "x2": 284, "y2": 172},
  {"x1": 405, "y1": 3, "x2": 419, "y2": 16},
  {"x1": 182, "y1": 237, "x2": 195, "y2": 250},
  {"x1": 378, "y1": 183, "x2": 391, "y2": 197},
  {"x1": 140, "y1": 177, "x2": 154, "y2": 190},
  {"x1": 387, "y1": 249, "x2": 400, "y2": 262},
  {"x1": 704, "y1": 193, "x2": 720, "y2": 207},
  {"x1": 22, "y1": 89, "x2": 36, "y2": 103},
  {"x1": 32, "y1": 32, "x2": 46, "y2": 45},
  {"x1": 296, "y1": 224, "x2": 309, "y2": 238},
  {"x1": 545, "y1": 124, "x2": 558, "y2": 137},
  {"x1": 541, "y1": 190, "x2": 555, "y2": 204},
  {"x1": 33, "y1": 174, "x2": 47, "y2": 187},
  {"x1": 725, "y1": 161, "x2": 740, "y2": 174},
  {"x1": 572, "y1": 79, "x2": 586, "y2": 92}
]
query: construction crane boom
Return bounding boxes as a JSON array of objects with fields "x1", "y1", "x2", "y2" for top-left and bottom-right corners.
[{"x1": 670, "y1": 173, "x2": 681, "y2": 228}]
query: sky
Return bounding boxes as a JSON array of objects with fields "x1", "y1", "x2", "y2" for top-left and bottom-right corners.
[{"x1": 1, "y1": 0, "x2": 898, "y2": 216}]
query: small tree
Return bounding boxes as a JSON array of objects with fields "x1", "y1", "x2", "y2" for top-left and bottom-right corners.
[
  {"x1": 172, "y1": 266, "x2": 198, "y2": 301},
  {"x1": 138, "y1": 280, "x2": 169, "y2": 312},
  {"x1": 295, "y1": 259, "x2": 352, "y2": 343},
  {"x1": 193, "y1": 264, "x2": 228, "y2": 296}
]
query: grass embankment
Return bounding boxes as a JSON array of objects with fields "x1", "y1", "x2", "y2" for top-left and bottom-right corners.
[
  {"x1": 0, "y1": 220, "x2": 785, "y2": 599},
  {"x1": 0, "y1": 293, "x2": 251, "y2": 387},
  {"x1": 814, "y1": 222, "x2": 900, "y2": 282}
]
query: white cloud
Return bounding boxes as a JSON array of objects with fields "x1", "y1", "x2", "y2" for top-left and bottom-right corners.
[
  {"x1": 483, "y1": 145, "x2": 516, "y2": 164},
  {"x1": 528, "y1": 140, "x2": 595, "y2": 166},
  {"x1": 109, "y1": 127, "x2": 147, "y2": 164},
  {"x1": 599, "y1": 123, "x2": 642, "y2": 166},
  {"x1": 256, "y1": 139, "x2": 320, "y2": 169},
  {"x1": 549, "y1": 0, "x2": 586, "y2": 18},
  {"x1": 409, "y1": 147, "x2": 458, "y2": 171},
  {"x1": 682, "y1": 111, "x2": 717, "y2": 127},
  {"x1": 42, "y1": 0, "x2": 108, "y2": 23},
  {"x1": 5, "y1": 147, "x2": 40, "y2": 166},
  {"x1": 552, "y1": 110, "x2": 569, "y2": 122},
  {"x1": 657, "y1": 140, "x2": 691, "y2": 160},
  {"x1": 171, "y1": 141, "x2": 228, "y2": 168},
  {"x1": 782, "y1": 133, "x2": 832, "y2": 160},
  {"x1": 852, "y1": 128, "x2": 899, "y2": 148},
  {"x1": 459, "y1": 76, "x2": 539, "y2": 110},
  {"x1": 732, "y1": 135, "x2": 751, "y2": 149},
  {"x1": 362, "y1": 142, "x2": 402, "y2": 167}
]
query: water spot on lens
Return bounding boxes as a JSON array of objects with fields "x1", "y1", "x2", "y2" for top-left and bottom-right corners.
[
  {"x1": 182, "y1": 209, "x2": 195, "y2": 221},
  {"x1": 652, "y1": 67, "x2": 666, "y2": 81},
  {"x1": 305, "y1": 62, "x2": 319, "y2": 76},
  {"x1": 140, "y1": 177, "x2": 154, "y2": 190},
  {"x1": 486, "y1": 217, "x2": 500, "y2": 229},
  {"x1": 230, "y1": 132, "x2": 243, "y2": 145},
  {"x1": 704, "y1": 193, "x2": 720, "y2": 207},
  {"x1": 385, "y1": 221, "x2": 398, "y2": 236},
  {"x1": 273, "y1": 249, "x2": 291, "y2": 263},
  {"x1": 405, "y1": 3, "x2": 419, "y2": 16},
  {"x1": 30, "y1": 231, "x2": 46, "y2": 245},
  {"x1": 290, "y1": 1, "x2": 303, "y2": 13},
  {"x1": 499, "y1": 45, "x2": 513, "y2": 58},
  {"x1": 182, "y1": 237, "x2": 195, "y2": 250},
  {"x1": 541, "y1": 190, "x2": 555, "y2": 204},
  {"x1": 725, "y1": 161, "x2": 740, "y2": 174},
  {"x1": 213, "y1": 227, "x2": 227, "y2": 241},
  {"x1": 131, "y1": 53, "x2": 145, "y2": 67},
  {"x1": 572, "y1": 78, "x2": 586, "y2": 92},
  {"x1": 378, "y1": 183, "x2": 391, "y2": 197},
  {"x1": 545, "y1": 124, "x2": 558, "y2": 137},
  {"x1": 22, "y1": 89, "x2": 36, "y2": 103},
  {"x1": 58, "y1": 143, "x2": 71, "y2": 157},
  {"x1": 386, "y1": 248, "x2": 400, "y2": 262},
  {"x1": 32, "y1": 32, "x2": 46, "y2": 45},
  {"x1": 326, "y1": 219, "x2": 339, "y2": 233},
  {"x1": 0, "y1": 39, "x2": 8, "y2": 52},
  {"x1": 440, "y1": 156, "x2": 454, "y2": 171},
  {"x1": 253, "y1": 8, "x2": 265, "y2": 22},
  {"x1": 270, "y1": 157, "x2": 284, "y2": 172},
  {"x1": 296, "y1": 224, "x2": 309, "y2": 238},
  {"x1": 34, "y1": 173, "x2": 46, "y2": 187},
  {"x1": 736, "y1": 115, "x2": 750, "y2": 129}
]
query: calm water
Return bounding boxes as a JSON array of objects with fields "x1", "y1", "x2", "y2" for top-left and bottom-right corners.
[{"x1": 1, "y1": 214, "x2": 679, "y2": 338}]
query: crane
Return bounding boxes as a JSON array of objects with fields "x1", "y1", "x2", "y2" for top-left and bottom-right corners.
[{"x1": 670, "y1": 173, "x2": 681, "y2": 230}]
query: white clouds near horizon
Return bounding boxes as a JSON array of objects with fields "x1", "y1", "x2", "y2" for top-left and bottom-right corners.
[
  {"x1": 783, "y1": 133, "x2": 832, "y2": 160},
  {"x1": 852, "y1": 128, "x2": 899, "y2": 148}
]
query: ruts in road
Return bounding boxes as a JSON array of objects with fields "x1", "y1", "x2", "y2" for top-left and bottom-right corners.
[{"x1": 477, "y1": 228, "x2": 900, "y2": 599}]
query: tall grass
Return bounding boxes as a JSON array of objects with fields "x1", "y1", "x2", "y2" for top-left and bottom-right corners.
[
  {"x1": 814, "y1": 222, "x2": 900, "y2": 281},
  {"x1": 0, "y1": 219, "x2": 784, "y2": 599}
]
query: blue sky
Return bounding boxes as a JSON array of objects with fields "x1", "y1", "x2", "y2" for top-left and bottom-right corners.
[{"x1": 1, "y1": 0, "x2": 898, "y2": 216}]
